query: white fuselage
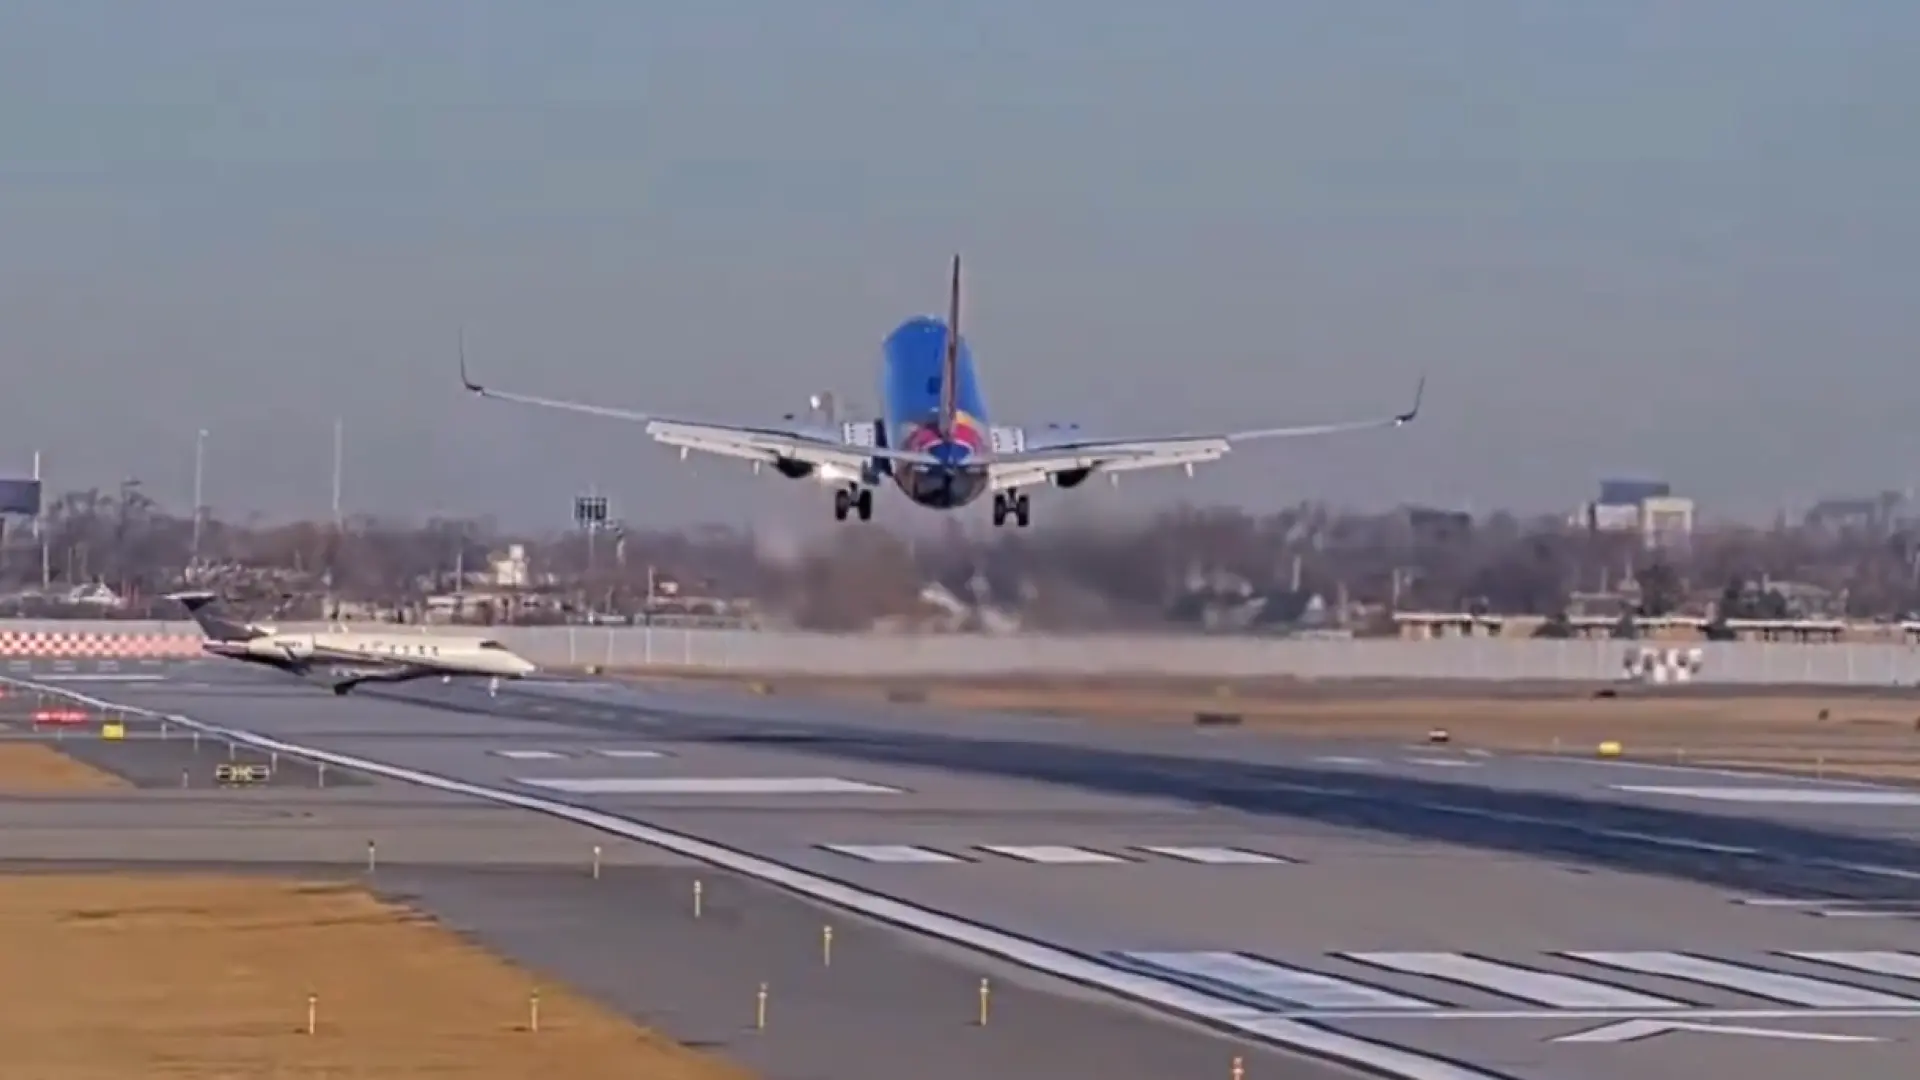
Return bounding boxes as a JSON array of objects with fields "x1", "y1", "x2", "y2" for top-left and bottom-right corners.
[{"x1": 211, "y1": 631, "x2": 538, "y2": 679}]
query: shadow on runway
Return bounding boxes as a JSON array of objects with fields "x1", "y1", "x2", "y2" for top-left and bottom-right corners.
[{"x1": 363, "y1": 681, "x2": 1920, "y2": 906}]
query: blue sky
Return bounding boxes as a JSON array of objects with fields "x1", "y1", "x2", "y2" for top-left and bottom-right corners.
[{"x1": 2, "y1": 1, "x2": 1915, "y2": 533}]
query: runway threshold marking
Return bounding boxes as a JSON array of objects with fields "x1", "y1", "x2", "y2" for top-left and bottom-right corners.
[{"x1": 6, "y1": 676, "x2": 1513, "y2": 1080}]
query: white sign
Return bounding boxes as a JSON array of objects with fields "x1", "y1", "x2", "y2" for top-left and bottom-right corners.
[{"x1": 1556, "y1": 1019, "x2": 1882, "y2": 1044}]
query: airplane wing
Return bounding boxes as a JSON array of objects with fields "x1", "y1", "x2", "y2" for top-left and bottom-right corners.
[
  {"x1": 458, "y1": 345, "x2": 945, "y2": 473},
  {"x1": 988, "y1": 377, "x2": 1424, "y2": 492}
]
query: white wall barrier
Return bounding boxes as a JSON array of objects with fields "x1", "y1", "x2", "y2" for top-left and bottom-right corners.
[{"x1": 5, "y1": 619, "x2": 1920, "y2": 684}]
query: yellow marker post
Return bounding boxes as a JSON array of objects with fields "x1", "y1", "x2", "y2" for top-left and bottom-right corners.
[
  {"x1": 693, "y1": 879, "x2": 704, "y2": 919},
  {"x1": 1231, "y1": 1055, "x2": 1245, "y2": 1080},
  {"x1": 306, "y1": 993, "x2": 318, "y2": 1035},
  {"x1": 755, "y1": 982, "x2": 768, "y2": 1030},
  {"x1": 1596, "y1": 740, "x2": 1622, "y2": 758},
  {"x1": 101, "y1": 721, "x2": 125, "y2": 741},
  {"x1": 528, "y1": 988, "x2": 540, "y2": 1033},
  {"x1": 977, "y1": 978, "x2": 991, "y2": 1027},
  {"x1": 822, "y1": 925, "x2": 834, "y2": 967}
]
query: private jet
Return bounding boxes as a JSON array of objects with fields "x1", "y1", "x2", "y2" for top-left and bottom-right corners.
[{"x1": 168, "y1": 591, "x2": 537, "y2": 695}]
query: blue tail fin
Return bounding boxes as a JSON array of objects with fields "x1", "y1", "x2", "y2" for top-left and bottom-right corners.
[{"x1": 938, "y1": 254, "x2": 961, "y2": 438}]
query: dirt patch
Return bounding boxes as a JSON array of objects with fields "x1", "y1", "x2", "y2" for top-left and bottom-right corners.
[
  {"x1": 0, "y1": 873, "x2": 755, "y2": 1080},
  {"x1": 621, "y1": 671, "x2": 1920, "y2": 778},
  {"x1": 0, "y1": 743, "x2": 132, "y2": 793}
]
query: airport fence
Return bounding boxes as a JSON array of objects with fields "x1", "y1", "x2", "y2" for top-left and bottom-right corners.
[{"x1": 4, "y1": 619, "x2": 1920, "y2": 684}]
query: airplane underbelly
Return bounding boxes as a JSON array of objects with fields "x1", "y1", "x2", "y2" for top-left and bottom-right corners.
[{"x1": 894, "y1": 466, "x2": 988, "y2": 509}]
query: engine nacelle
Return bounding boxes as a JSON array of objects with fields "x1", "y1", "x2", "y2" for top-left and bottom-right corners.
[
  {"x1": 773, "y1": 457, "x2": 816, "y2": 480},
  {"x1": 990, "y1": 425, "x2": 1026, "y2": 454},
  {"x1": 252, "y1": 635, "x2": 312, "y2": 659},
  {"x1": 1051, "y1": 468, "x2": 1094, "y2": 489}
]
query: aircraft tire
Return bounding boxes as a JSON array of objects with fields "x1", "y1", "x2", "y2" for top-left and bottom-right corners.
[
  {"x1": 991, "y1": 494, "x2": 1008, "y2": 527},
  {"x1": 833, "y1": 489, "x2": 851, "y2": 521},
  {"x1": 855, "y1": 489, "x2": 873, "y2": 521},
  {"x1": 1014, "y1": 495, "x2": 1031, "y2": 528}
]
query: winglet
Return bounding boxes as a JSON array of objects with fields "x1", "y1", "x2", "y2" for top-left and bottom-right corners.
[
  {"x1": 457, "y1": 328, "x2": 485, "y2": 395},
  {"x1": 1395, "y1": 375, "x2": 1426, "y2": 426}
]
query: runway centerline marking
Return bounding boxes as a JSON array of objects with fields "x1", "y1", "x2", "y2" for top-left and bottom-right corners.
[
  {"x1": 517, "y1": 776, "x2": 903, "y2": 795},
  {"x1": 1612, "y1": 785, "x2": 1920, "y2": 806}
]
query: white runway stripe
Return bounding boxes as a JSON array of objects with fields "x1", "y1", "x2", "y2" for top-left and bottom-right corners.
[
  {"x1": 593, "y1": 749, "x2": 665, "y2": 759},
  {"x1": 1564, "y1": 951, "x2": 1920, "y2": 1008},
  {"x1": 520, "y1": 777, "x2": 902, "y2": 795},
  {"x1": 979, "y1": 845, "x2": 1127, "y2": 864},
  {"x1": 1121, "y1": 951, "x2": 1440, "y2": 1011},
  {"x1": 1784, "y1": 951, "x2": 1920, "y2": 982},
  {"x1": 1613, "y1": 785, "x2": 1920, "y2": 806},
  {"x1": 1343, "y1": 952, "x2": 1688, "y2": 1010},
  {"x1": 492, "y1": 749, "x2": 566, "y2": 760},
  {"x1": 820, "y1": 844, "x2": 961, "y2": 864},
  {"x1": 1137, "y1": 846, "x2": 1291, "y2": 865}
]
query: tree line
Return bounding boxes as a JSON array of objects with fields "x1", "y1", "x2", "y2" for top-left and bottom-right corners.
[{"x1": 4, "y1": 484, "x2": 1917, "y2": 630}]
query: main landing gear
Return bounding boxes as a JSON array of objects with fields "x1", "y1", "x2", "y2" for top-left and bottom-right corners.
[
  {"x1": 833, "y1": 487, "x2": 874, "y2": 522},
  {"x1": 992, "y1": 492, "x2": 1031, "y2": 528}
]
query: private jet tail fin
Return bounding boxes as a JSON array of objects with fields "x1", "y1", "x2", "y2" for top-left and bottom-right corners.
[
  {"x1": 166, "y1": 591, "x2": 268, "y2": 642},
  {"x1": 938, "y1": 254, "x2": 961, "y2": 438}
]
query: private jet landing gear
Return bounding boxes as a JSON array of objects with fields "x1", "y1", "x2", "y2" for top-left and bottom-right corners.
[
  {"x1": 992, "y1": 492, "x2": 1031, "y2": 528},
  {"x1": 833, "y1": 487, "x2": 873, "y2": 522}
]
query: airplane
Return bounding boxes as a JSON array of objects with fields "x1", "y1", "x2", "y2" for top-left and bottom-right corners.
[
  {"x1": 459, "y1": 255, "x2": 1423, "y2": 528},
  {"x1": 167, "y1": 591, "x2": 538, "y2": 696}
]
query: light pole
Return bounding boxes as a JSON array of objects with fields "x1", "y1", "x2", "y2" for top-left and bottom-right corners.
[{"x1": 191, "y1": 428, "x2": 208, "y2": 561}]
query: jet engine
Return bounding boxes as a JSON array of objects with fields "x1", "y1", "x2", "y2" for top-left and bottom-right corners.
[{"x1": 1051, "y1": 468, "x2": 1094, "y2": 489}]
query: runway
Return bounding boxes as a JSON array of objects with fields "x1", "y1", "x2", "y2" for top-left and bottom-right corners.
[{"x1": 18, "y1": 658, "x2": 1920, "y2": 1079}]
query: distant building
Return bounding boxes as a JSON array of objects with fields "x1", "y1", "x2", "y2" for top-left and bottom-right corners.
[
  {"x1": 1639, "y1": 496, "x2": 1695, "y2": 551},
  {"x1": 1598, "y1": 478, "x2": 1671, "y2": 506},
  {"x1": 1569, "y1": 478, "x2": 1693, "y2": 550}
]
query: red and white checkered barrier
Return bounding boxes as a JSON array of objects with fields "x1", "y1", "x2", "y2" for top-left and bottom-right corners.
[{"x1": 0, "y1": 630, "x2": 200, "y2": 659}]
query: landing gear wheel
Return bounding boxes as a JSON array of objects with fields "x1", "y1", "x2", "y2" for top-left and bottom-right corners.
[
  {"x1": 1013, "y1": 494, "x2": 1031, "y2": 528},
  {"x1": 855, "y1": 488, "x2": 873, "y2": 521},
  {"x1": 992, "y1": 494, "x2": 1008, "y2": 527},
  {"x1": 833, "y1": 488, "x2": 852, "y2": 521}
]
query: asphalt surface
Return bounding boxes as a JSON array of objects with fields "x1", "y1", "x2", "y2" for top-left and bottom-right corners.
[
  {"x1": 17, "y1": 657, "x2": 1920, "y2": 1079},
  {"x1": 0, "y1": 662, "x2": 1328, "y2": 1080}
]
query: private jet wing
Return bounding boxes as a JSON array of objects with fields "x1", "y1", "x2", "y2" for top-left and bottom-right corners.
[
  {"x1": 988, "y1": 377, "x2": 1424, "y2": 492},
  {"x1": 459, "y1": 348, "x2": 945, "y2": 474}
]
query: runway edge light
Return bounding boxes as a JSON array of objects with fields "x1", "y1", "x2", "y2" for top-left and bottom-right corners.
[{"x1": 1597, "y1": 740, "x2": 1623, "y2": 758}]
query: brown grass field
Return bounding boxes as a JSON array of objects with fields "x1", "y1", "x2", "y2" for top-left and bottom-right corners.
[
  {"x1": 0, "y1": 873, "x2": 755, "y2": 1080},
  {"x1": 0, "y1": 743, "x2": 132, "y2": 793},
  {"x1": 625, "y1": 670, "x2": 1920, "y2": 781}
]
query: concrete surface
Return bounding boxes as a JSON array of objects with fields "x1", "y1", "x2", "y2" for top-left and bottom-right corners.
[
  {"x1": 10, "y1": 623, "x2": 1920, "y2": 683},
  {"x1": 34, "y1": 660, "x2": 1920, "y2": 1079},
  {"x1": 0, "y1": 671, "x2": 1362, "y2": 1080}
]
